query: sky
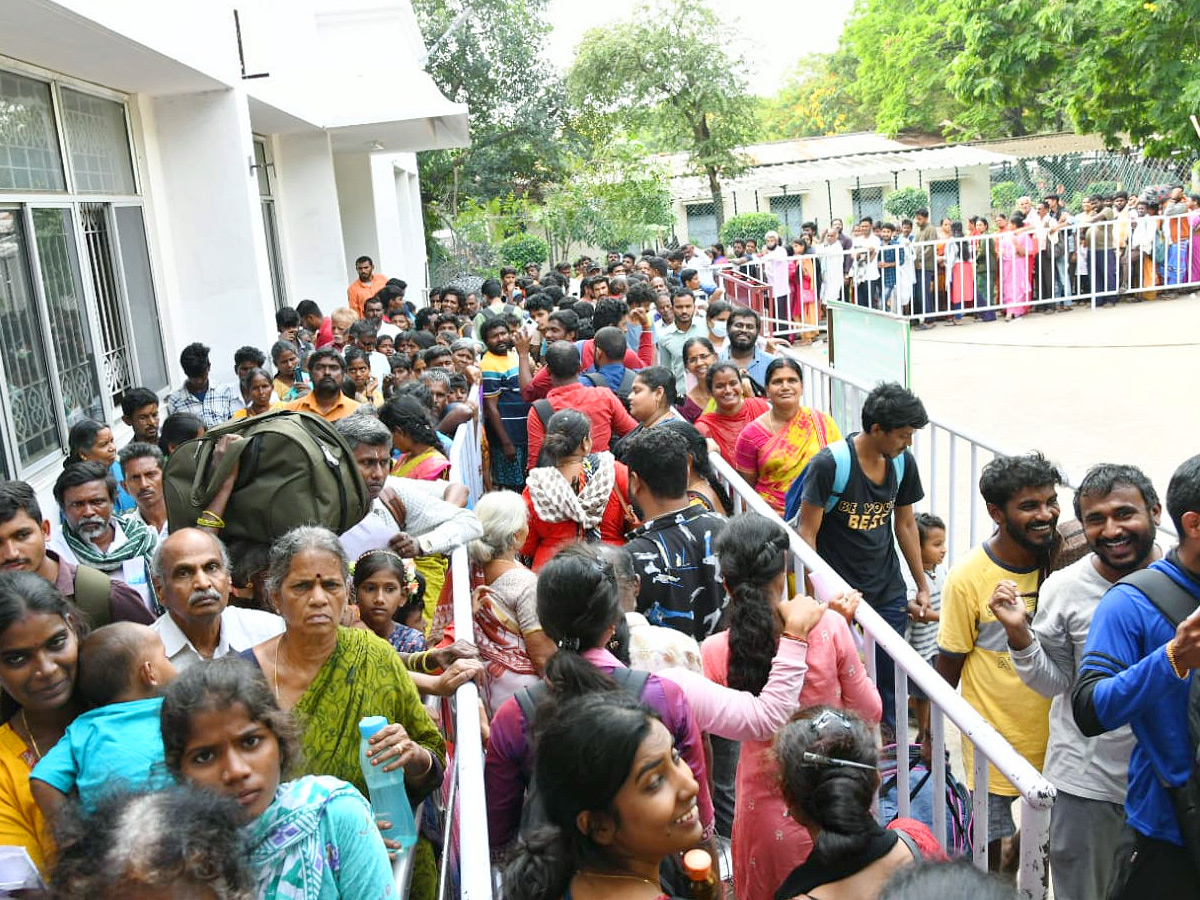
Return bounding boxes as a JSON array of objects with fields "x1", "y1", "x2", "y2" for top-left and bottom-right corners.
[{"x1": 544, "y1": 0, "x2": 856, "y2": 97}]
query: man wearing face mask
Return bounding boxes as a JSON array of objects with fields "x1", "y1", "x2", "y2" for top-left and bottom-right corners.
[
  {"x1": 49, "y1": 463, "x2": 161, "y2": 613},
  {"x1": 283, "y1": 348, "x2": 360, "y2": 422}
]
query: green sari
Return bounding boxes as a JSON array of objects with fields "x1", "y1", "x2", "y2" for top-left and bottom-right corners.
[{"x1": 294, "y1": 628, "x2": 447, "y2": 900}]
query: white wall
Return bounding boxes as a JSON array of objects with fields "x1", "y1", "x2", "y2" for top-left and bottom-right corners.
[
  {"x1": 373, "y1": 153, "x2": 428, "y2": 295},
  {"x1": 333, "y1": 152, "x2": 379, "y2": 293},
  {"x1": 273, "y1": 131, "x2": 348, "y2": 309},
  {"x1": 145, "y1": 87, "x2": 275, "y2": 383}
]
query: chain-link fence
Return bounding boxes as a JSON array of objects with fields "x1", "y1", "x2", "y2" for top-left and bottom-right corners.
[{"x1": 990, "y1": 149, "x2": 1199, "y2": 216}]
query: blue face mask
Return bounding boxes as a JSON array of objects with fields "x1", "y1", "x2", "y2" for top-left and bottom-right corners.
[{"x1": 711, "y1": 320, "x2": 729, "y2": 339}]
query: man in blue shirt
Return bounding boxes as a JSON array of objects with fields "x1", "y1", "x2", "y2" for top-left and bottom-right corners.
[
  {"x1": 1073, "y1": 453, "x2": 1200, "y2": 897},
  {"x1": 719, "y1": 307, "x2": 775, "y2": 391}
]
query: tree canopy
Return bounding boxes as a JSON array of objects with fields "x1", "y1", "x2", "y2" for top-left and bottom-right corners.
[{"x1": 567, "y1": 0, "x2": 758, "y2": 229}]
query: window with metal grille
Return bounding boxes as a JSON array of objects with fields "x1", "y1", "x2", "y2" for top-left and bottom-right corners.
[{"x1": 769, "y1": 194, "x2": 804, "y2": 238}]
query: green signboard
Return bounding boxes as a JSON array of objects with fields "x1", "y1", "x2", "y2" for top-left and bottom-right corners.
[{"x1": 826, "y1": 301, "x2": 911, "y2": 433}]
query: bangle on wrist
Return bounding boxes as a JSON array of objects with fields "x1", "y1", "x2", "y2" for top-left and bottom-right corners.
[
  {"x1": 408, "y1": 747, "x2": 435, "y2": 779},
  {"x1": 196, "y1": 510, "x2": 225, "y2": 529}
]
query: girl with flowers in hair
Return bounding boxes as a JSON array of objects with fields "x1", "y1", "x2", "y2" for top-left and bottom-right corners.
[{"x1": 352, "y1": 548, "x2": 425, "y2": 653}]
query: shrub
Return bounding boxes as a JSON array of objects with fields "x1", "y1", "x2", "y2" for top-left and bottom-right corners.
[
  {"x1": 884, "y1": 187, "x2": 930, "y2": 220},
  {"x1": 718, "y1": 212, "x2": 783, "y2": 247},
  {"x1": 498, "y1": 233, "x2": 548, "y2": 270},
  {"x1": 990, "y1": 180, "x2": 1022, "y2": 214}
]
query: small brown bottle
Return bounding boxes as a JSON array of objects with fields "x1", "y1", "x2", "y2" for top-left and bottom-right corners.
[{"x1": 682, "y1": 848, "x2": 719, "y2": 900}]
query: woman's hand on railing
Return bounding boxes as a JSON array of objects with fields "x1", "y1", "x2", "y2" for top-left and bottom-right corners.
[
  {"x1": 433, "y1": 638, "x2": 480, "y2": 670},
  {"x1": 826, "y1": 590, "x2": 862, "y2": 625},
  {"x1": 429, "y1": 658, "x2": 486, "y2": 696}
]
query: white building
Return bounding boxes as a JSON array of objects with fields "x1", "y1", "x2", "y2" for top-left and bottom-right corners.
[
  {"x1": 665, "y1": 134, "x2": 1015, "y2": 246},
  {"x1": 0, "y1": 0, "x2": 467, "y2": 492}
]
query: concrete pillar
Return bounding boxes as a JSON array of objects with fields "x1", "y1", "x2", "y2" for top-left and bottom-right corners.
[
  {"x1": 333, "y1": 151, "x2": 379, "y2": 288},
  {"x1": 274, "y1": 131, "x2": 348, "y2": 309}
]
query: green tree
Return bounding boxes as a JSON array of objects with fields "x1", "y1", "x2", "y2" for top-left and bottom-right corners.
[
  {"x1": 413, "y1": 0, "x2": 575, "y2": 221},
  {"x1": 719, "y1": 212, "x2": 782, "y2": 247},
  {"x1": 498, "y1": 233, "x2": 549, "y2": 270},
  {"x1": 884, "y1": 187, "x2": 930, "y2": 220},
  {"x1": 536, "y1": 141, "x2": 674, "y2": 261},
  {"x1": 567, "y1": 0, "x2": 758, "y2": 230},
  {"x1": 759, "y1": 55, "x2": 871, "y2": 139}
]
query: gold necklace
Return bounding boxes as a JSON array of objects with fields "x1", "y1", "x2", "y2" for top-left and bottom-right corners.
[
  {"x1": 579, "y1": 870, "x2": 660, "y2": 891},
  {"x1": 19, "y1": 711, "x2": 42, "y2": 761}
]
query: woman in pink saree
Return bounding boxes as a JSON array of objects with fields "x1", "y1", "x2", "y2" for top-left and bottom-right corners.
[
  {"x1": 999, "y1": 212, "x2": 1035, "y2": 319},
  {"x1": 1187, "y1": 193, "x2": 1200, "y2": 283}
]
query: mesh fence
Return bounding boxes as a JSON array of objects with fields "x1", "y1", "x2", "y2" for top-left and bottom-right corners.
[{"x1": 990, "y1": 149, "x2": 1199, "y2": 215}]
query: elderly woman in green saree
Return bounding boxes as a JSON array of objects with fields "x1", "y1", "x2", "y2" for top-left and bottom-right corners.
[{"x1": 245, "y1": 526, "x2": 447, "y2": 900}]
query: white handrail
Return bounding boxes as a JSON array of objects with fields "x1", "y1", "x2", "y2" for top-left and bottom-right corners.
[
  {"x1": 449, "y1": 543, "x2": 492, "y2": 900},
  {"x1": 709, "y1": 453, "x2": 1055, "y2": 898}
]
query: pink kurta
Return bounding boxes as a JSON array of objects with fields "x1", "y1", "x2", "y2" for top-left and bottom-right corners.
[
  {"x1": 701, "y1": 612, "x2": 882, "y2": 900},
  {"x1": 999, "y1": 230, "x2": 1035, "y2": 317}
]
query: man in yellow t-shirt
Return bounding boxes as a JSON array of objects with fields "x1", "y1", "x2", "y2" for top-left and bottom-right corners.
[{"x1": 937, "y1": 451, "x2": 1061, "y2": 870}]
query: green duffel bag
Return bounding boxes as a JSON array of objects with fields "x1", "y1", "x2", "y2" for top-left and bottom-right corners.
[{"x1": 163, "y1": 410, "x2": 371, "y2": 543}]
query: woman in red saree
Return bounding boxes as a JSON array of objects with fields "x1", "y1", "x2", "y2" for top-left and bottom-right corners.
[{"x1": 695, "y1": 362, "x2": 769, "y2": 469}]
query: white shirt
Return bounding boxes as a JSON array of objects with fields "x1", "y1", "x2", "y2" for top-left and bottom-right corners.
[
  {"x1": 339, "y1": 476, "x2": 482, "y2": 560},
  {"x1": 130, "y1": 508, "x2": 170, "y2": 542},
  {"x1": 152, "y1": 605, "x2": 285, "y2": 670}
]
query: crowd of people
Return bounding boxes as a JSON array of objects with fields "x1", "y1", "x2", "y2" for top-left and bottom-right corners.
[{"x1": 0, "y1": 248, "x2": 1197, "y2": 900}]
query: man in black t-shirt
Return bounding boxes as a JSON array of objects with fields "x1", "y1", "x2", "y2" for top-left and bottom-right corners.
[{"x1": 798, "y1": 382, "x2": 931, "y2": 734}]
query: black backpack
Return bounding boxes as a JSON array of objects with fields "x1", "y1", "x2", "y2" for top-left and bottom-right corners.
[
  {"x1": 583, "y1": 369, "x2": 638, "y2": 411},
  {"x1": 1118, "y1": 567, "x2": 1200, "y2": 870}
]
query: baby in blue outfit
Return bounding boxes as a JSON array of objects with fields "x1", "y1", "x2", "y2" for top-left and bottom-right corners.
[{"x1": 31, "y1": 622, "x2": 176, "y2": 819}]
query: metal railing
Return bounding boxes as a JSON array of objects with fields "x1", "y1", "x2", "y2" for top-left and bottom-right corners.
[
  {"x1": 713, "y1": 211, "x2": 1199, "y2": 339},
  {"x1": 709, "y1": 452, "x2": 1056, "y2": 899}
]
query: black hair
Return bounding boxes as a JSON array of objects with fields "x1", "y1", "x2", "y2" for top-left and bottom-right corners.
[
  {"x1": 161, "y1": 656, "x2": 301, "y2": 782},
  {"x1": 544, "y1": 341, "x2": 582, "y2": 380},
  {"x1": 538, "y1": 409, "x2": 592, "y2": 468},
  {"x1": 626, "y1": 281, "x2": 656, "y2": 307},
  {"x1": 914, "y1": 512, "x2": 946, "y2": 544},
  {"x1": 413, "y1": 308, "x2": 435, "y2": 332},
  {"x1": 716, "y1": 513, "x2": 789, "y2": 694},
  {"x1": 342, "y1": 346, "x2": 367, "y2": 369},
  {"x1": 705, "y1": 299, "x2": 733, "y2": 321},
  {"x1": 1167, "y1": 453, "x2": 1200, "y2": 537},
  {"x1": 239, "y1": 367, "x2": 271, "y2": 394},
  {"x1": 592, "y1": 326, "x2": 627, "y2": 363},
  {"x1": 861, "y1": 382, "x2": 928, "y2": 433},
  {"x1": 275, "y1": 306, "x2": 301, "y2": 330},
  {"x1": 435, "y1": 312, "x2": 460, "y2": 331},
  {"x1": 478, "y1": 317, "x2": 510, "y2": 342},
  {"x1": 395, "y1": 381, "x2": 434, "y2": 409},
  {"x1": 774, "y1": 705, "x2": 880, "y2": 868},
  {"x1": 592, "y1": 297, "x2": 629, "y2": 331},
  {"x1": 729, "y1": 305, "x2": 761, "y2": 330},
  {"x1": 50, "y1": 785, "x2": 254, "y2": 900},
  {"x1": 353, "y1": 550, "x2": 424, "y2": 623},
  {"x1": 66, "y1": 418, "x2": 109, "y2": 464},
  {"x1": 705, "y1": 360, "x2": 742, "y2": 395},
  {"x1": 118, "y1": 441, "x2": 163, "y2": 470},
  {"x1": 878, "y1": 860, "x2": 1018, "y2": 900},
  {"x1": 503, "y1": 693, "x2": 660, "y2": 900},
  {"x1": 379, "y1": 395, "x2": 444, "y2": 453},
  {"x1": 0, "y1": 480, "x2": 42, "y2": 526},
  {"x1": 306, "y1": 347, "x2": 343, "y2": 375},
  {"x1": 979, "y1": 452, "x2": 1064, "y2": 508},
  {"x1": 659, "y1": 420, "x2": 730, "y2": 513},
  {"x1": 388, "y1": 353, "x2": 413, "y2": 373},
  {"x1": 1073, "y1": 463, "x2": 1159, "y2": 521},
  {"x1": 355, "y1": 255, "x2": 374, "y2": 266},
  {"x1": 227, "y1": 539, "x2": 271, "y2": 598},
  {"x1": 915, "y1": 207, "x2": 930, "y2": 218},
  {"x1": 53, "y1": 461, "x2": 116, "y2": 507},
  {"x1": 178, "y1": 342, "x2": 210, "y2": 379},
  {"x1": 120, "y1": 387, "x2": 158, "y2": 418},
  {"x1": 536, "y1": 544, "x2": 624, "y2": 700},
  {"x1": 448, "y1": 373, "x2": 469, "y2": 392},
  {"x1": 682, "y1": 336, "x2": 716, "y2": 368},
  {"x1": 620, "y1": 426, "x2": 688, "y2": 499},
  {"x1": 525, "y1": 293, "x2": 555, "y2": 316},
  {"x1": 233, "y1": 346, "x2": 266, "y2": 369},
  {"x1": 764, "y1": 356, "x2": 803, "y2": 391},
  {"x1": 646, "y1": 256, "x2": 669, "y2": 278},
  {"x1": 422, "y1": 345, "x2": 453, "y2": 366},
  {"x1": 633, "y1": 365, "x2": 677, "y2": 409},
  {"x1": 77, "y1": 622, "x2": 154, "y2": 708},
  {"x1": 269, "y1": 340, "x2": 298, "y2": 365},
  {"x1": 295, "y1": 299, "x2": 321, "y2": 319},
  {"x1": 0, "y1": 571, "x2": 86, "y2": 721},
  {"x1": 159, "y1": 414, "x2": 205, "y2": 457},
  {"x1": 481, "y1": 278, "x2": 502, "y2": 299},
  {"x1": 548, "y1": 309, "x2": 580, "y2": 336}
]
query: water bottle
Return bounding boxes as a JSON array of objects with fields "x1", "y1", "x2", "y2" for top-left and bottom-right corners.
[{"x1": 358, "y1": 715, "x2": 418, "y2": 849}]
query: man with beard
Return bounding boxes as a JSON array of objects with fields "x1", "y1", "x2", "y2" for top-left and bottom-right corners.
[
  {"x1": 655, "y1": 289, "x2": 707, "y2": 394},
  {"x1": 284, "y1": 348, "x2": 360, "y2": 421},
  {"x1": 149, "y1": 528, "x2": 283, "y2": 670},
  {"x1": 347, "y1": 254, "x2": 387, "y2": 318},
  {"x1": 0, "y1": 480, "x2": 153, "y2": 626},
  {"x1": 1072, "y1": 454, "x2": 1200, "y2": 897},
  {"x1": 49, "y1": 463, "x2": 161, "y2": 613},
  {"x1": 480, "y1": 318, "x2": 530, "y2": 489},
  {"x1": 720, "y1": 306, "x2": 775, "y2": 391},
  {"x1": 936, "y1": 452, "x2": 1061, "y2": 871},
  {"x1": 991, "y1": 464, "x2": 1157, "y2": 900},
  {"x1": 119, "y1": 443, "x2": 168, "y2": 540}
]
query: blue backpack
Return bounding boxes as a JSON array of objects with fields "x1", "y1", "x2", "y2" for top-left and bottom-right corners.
[{"x1": 782, "y1": 438, "x2": 906, "y2": 524}]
